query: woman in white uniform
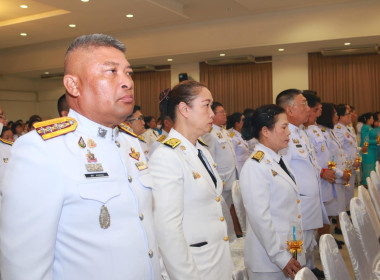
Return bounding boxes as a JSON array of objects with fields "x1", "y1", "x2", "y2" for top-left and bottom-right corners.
[
  {"x1": 149, "y1": 81, "x2": 234, "y2": 280},
  {"x1": 240, "y1": 104, "x2": 304, "y2": 280}
]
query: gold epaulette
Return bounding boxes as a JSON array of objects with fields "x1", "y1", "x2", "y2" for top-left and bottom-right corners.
[
  {"x1": 197, "y1": 138, "x2": 208, "y2": 147},
  {"x1": 157, "y1": 135, "x2": 167, "y2": 143},
  {"x1": 138, "y1": 135, "x2": 146, "y2": 143},
  {"x1": 119, "y1": 122, "x2": 138, "y2": 138},
  {"x1": 163, "y1": 138, "x2": 181, "y2": 149},
  {"x1": 0, "y1": 138, "x2": 13, "y2": 146},
  {"x1": 251, "y1": 151, "x2": 264, "y2": 162},
  {"x1": 34, "y1": 117, "x2": 77, "y2": 140}
]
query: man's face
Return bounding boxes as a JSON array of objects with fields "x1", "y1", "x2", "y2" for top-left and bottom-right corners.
[
  {"x1": 213, "y1": 106, "x2": 227, "y2": 126},
  {"x1": 65, "y1": 46, "x2": 134, "y2": 127},
  {"x1": 126, "y1": 110, "x2": 145, "y2": 135},
  {"x1": 307, "y1": 103, "x2": 321, "y2": 125},
  {"x1": 289, "y1": 94, "x2": 310, "y2": 126}
]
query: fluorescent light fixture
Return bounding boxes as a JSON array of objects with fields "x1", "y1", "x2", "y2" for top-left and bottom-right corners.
[
  {"x1": 44, "y1": 72, "x2": 50, "y2": 75},
  {"x1": 344, "y1": 42, "x2": 351, "y2": 46},
  {"x1": 20, "y1": 33, "x2": 27, "y2": 36},
  {"x1": 81, "y1": 0, "x2": 89, "y2": 2},
  {"x1": 20, "y1": 5, "x2": 28, "y2": 8},
  {"x1": 69, "y1": 24, "x2": 76, "y2": 28},
  {"x1": 167, "y1": 58, "x2": 173, "y2": 62},
  {"x1": 219, "y1": 53, "x2": 226, "y2": 57},
  {"x1": 126, "y1": 14, "x2": 134, "y2": 18},
  {"x1": 278, "y1": 48, "x2": 285, "y2": 52}
]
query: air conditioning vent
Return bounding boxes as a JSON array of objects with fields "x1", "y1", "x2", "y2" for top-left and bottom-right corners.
[
  {"x1": 131, "y1": 65, "x2": 156, "y2": 72},
  {"x1": 321, "y1": 45, "x2": 379, "y2": 56},
  {"x1": 205, "y1": 55, "x2": 255, "y2": 65},
  {"x1": 254, "y1": 56, "x2": 272, "y2": 63}
]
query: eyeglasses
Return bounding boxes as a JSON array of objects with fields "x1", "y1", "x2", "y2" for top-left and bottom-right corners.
[
  {"x1": 293, "y1": 101, "x2": 308, "y2": 107},
  {"x1": 127, "y1": 115, "x2": 144, "y2": 122},
  {"x1": 215, "y1": 110, "x2": 227, "y2": 115}
]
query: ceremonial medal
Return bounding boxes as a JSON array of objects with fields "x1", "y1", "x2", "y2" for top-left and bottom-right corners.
[
  {"x1": 86, "y1": 150, "x2": 97, "y2": 163},
  {"x1": 271, "y1": 170, "x2": 278, "y2": 176},
  {"x1": 217, "y1": 132, "x2": 223, "y2": 139},
  {"x1": 87, "y1": 138, "x2": 97, "y2": 148},
  {"x1": 135, "y1": 161, "x2": 148, "y2": 171},
  {"x1": 192, "y1": 171, "x2": 201, "y2": 179},
  {"x1": 98, "y1": 127, "x2": 107, "y2": 138},
  {"x1": 78, "y1": 137, "x2": 86, "y2": 148},
  {"x1": 129, "y1": 147, "x2": 140, "y2": 161},
  {"x1": 99, "y1": 205, "x2": 111, "y2": 229}
]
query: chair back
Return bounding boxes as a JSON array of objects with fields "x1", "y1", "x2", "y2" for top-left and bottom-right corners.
[
  {"x1": 340, "y1": 212, "x2": 372, "y2": 280},
  {"x1": 319, "y1": 234, "x2": 352, "y2": 280},
  {"x1": 231, "y1": 180, "x2": 246, "y2": 235},
  {"x1": 294, "y1": 267, "x2": 318, "y2": 280},
  {"x1": 358, "y1": 184, "x2": 380, "y2": 237},
  {"x1": 368, "y1": 172, "x2": 380, "y2": 220},
  {"x1": 376, "y1": 161, "x2": 380, "y2": 178},
  {"x1": 350, "y1": 197, "x2": 380, "y2": 264},
  {"x1": 370, "y1": 170, "x2": 380, "y2": 195}
]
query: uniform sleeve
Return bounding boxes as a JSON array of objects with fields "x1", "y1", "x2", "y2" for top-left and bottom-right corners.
[
  {"x1": 0, "y1": 135, "x2": 65, "y2": 280},
  {"x1": 240, "y1": 159, "x2": 292, "y2": 270},
  {"x1": 334, "y1": 128, "x2": 345, "y2": 146},
  {"x1": 148, "y1": 147, "x2": 201, "y2": 280}
]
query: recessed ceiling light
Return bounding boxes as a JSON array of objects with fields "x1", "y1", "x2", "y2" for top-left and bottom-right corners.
[
  {"x1": 344, "y1": 42, "x2": 351, "y2": 46},
  {"x1": 81, "y1": 0, "x2": 89, "y2": 2},
  {"x1": 20, "y1": 4, "x2": 28, "y2": 8},
  {"x1": 219, "y1": 53, "x2": 226, "y2": 57},
  {"x1": 44, "y1": 72, "x2": 50, "y2": 75},
  {"x1": 167, "y1": 58, "x2": 173, "y2": 62},
  {"x1": 69, "y1": 24, "x2": 76, "y2": 28},
  {"x1": 278, "y1": 48, "x2": 285, "y2": 52},
  {"x1": 126, "y1": 14, "x2": 134, "y2": 18},
  {"x1": 20, "y1": 33, "x2": 27, "y2": 37}
]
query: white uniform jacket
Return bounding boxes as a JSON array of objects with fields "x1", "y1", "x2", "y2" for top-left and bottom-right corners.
[
  {"x1": 0, "y1": 110, "x2": 161, "y2": 280},
  {"x1": 149, "y1": 128, "x2": 234, "y2": 280},
  {"x1": 202, "y1": 124, "x2": 238, "y2": 192},
  {"x1": 148, "y1": 129, "x2": 169, "y2": 158},
  {"x1": 229, "y1": 128, "x2": 250, "y2": 175},
  {"x1": 0, "y1": 138, "x2": 12, "y2": 179},
  {"x1": 240, "y1": 143, "x2": 305, "y2": 273},
  {"x1": 142, "y1": 128, "x2": 159, "y2": 149},
  {"x1": 280, "y1": 124, "x2": 326, "y2": 230}
]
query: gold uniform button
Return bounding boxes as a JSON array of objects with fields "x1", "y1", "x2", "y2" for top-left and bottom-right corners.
[
  {"x1": 220, "y1": 217, "x2": 225, "y2": 222},
  {"x1": 216, "y1": 197, "x2": 220, "y2": 202},
  {"x1": 298, "y1": 215, "x2": 301, "y2": 219},
  {"x1": 297, "y1": 199, "x2": 300, "y2": 204},
  {"x1": 224, "y1": 236, "x2": 229, "y2": 241},
  {"x1": 222, "y1": 182, "x2": 226, "y2": 186},
  {"x1": 222, "y1": 145, "x2": 226, "y2": 149}
]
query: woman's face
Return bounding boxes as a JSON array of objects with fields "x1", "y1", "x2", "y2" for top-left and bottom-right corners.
[
  {"x1": 332, "y1": 109, "x2": 339, "y2": 125},
  {"x1": 16, "y1": 124, "x2": 23, "y2": 135},
  {"x1": 367, "y1": 116, "x2": 374, "y2": 126},
  {"x1": 264, "y1": 113, "x2": 290, "y2": 153},
  {"x1": 148, "y1": 118, "x2": 157, "y2": 129},
  {"x1": 187, "y1": 87, "x2": 215, "y2": 137},
  {"x1": 234, "y1": 115, "x2": 245, "y2": 132},
  {"x1": 1, "y1": 130, "x2": 14, "y2": 142}
]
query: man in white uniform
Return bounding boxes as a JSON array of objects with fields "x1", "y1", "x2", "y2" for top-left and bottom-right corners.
[
  {"x1": 276, "y1": 89, "x2": 328, "y2": 279},
  {"x1": 0, "y1": 34, "x2": 161, "y2": 280}
]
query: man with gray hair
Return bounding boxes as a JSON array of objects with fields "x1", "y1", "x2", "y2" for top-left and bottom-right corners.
[
  {"x1": 0, "y1": 34, "x2": 161, "y2": 279},
  {"x1": 276, "y1": 89, "x2": 328, "y2": 279}
]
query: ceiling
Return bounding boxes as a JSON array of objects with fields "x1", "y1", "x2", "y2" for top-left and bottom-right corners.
[{"x1": 1, "y1": 0, "x2": 380, "y2": 79}]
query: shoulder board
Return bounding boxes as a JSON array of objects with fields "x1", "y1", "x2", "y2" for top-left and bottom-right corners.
[
  {"x1": 138, "y1": 135, "x2": 146, "y2": 143},
  {"x1": 118, "y1": 122, "x2": 138, "y2": 138},
  {"x1": 229, "y1": 132, "x2": 235, "y2": 138},
  {"x1": 0, "y1": 138, "x2": 13, "y2": 146},
  {"x1": 34, "y1": 117, "x2": 77, "y2": 140},
  {"x1": 321, "y1": 126, "x2": 326, "y2": 132},
  {"x1": 197, "y1": 138, "x2": 208, "y2": 147},
  {"x1": 163, "y1": 138, "x2": 181, "y2": 149},
  {"x1": 337, "y1": 125, "x2": 341, "y2": 129},
  {"x1": 157, "y1": 135, "x2": 167, "y2": 143},
  {"x1": 251, "y1": 151, "x2": 264, "y2": 162}
]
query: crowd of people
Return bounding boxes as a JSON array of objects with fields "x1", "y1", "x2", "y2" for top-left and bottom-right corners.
[{"x1": 0, "y1": 33, "x2": 379, "y2": 280}]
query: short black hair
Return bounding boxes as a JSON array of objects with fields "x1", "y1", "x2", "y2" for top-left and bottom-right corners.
[
  {"x1": 317, "y1": 103, "x2": 335, "y2": 129},
  {"x1": 57, "y1": 93, "x2": 69, "y2": 117},
  {"x1": 276, "y1": 89, "x2": 303, "y2": 108},
  {"x1": 303, "y1": 92, "x2": 321, "y2": 108},
  {"x1": 227, "y1": 112, "x2": 243, "y2": 130}
]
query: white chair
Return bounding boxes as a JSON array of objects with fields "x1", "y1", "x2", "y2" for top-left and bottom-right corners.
[
  {"x1": 231, "y1": 180, "x2": 246, "y2": 236},
  {"x1": 368, "y1": 172, "x2": 380, "y2": 220},
  {"x1": 319, "y1": 234, "x2": 352, "y2": 280},
  {"x1": 358, "y1": 184, "x2": 380, "y2": 237},
  {"x1": 340, "y1": 211, "x2": 373, "y2": 280},
  {"x1": 294, "y1": 267, "x2": 318, "y2": 280},
  {"x1": 350, "y1": 197, "x2": 380, "y2": 264},
  {"x1": 371, "y1": 170, "x2": 380, "y2": 195}
]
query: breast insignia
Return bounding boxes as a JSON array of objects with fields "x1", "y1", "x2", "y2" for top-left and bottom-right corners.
[
  {"x1": 197, "y1": 138, "x2": 208, "y2": 147},
  {"x1": 337, "y1": 125, "x2": 341, "y2": 129},
  {"x1": 321, "y1": 127, "x2": 326, "y2": 132},
  {"x1": 157, "y1": 135, "x2": 167, "y2": 143},
  {"x1": 251, "y1": 151, "x2": 264, "y2": 162},
  {"x1": 163, "y1": 138, "x2": 181, "y2": 149},
  {"x1": 271, "y1": 170, "x2": 278, "y2": 176},
  {"x1": 0, "y1": 138, "x2": 13, "y2": 146},
  {"x1": 34, "y1": 117, "x2": 77, "y2": 140}
]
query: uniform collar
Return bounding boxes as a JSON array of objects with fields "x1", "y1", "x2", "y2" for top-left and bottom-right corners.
[
  {"x1": 168, "y1": 128, "x2": 203, "y2": 154},
  {"x1": 68, "y1": 109, "x2": 119, "y2": 141},
  {"x1": 289, "y1": 123, "x2": 301, "y2": 134},
  {"x1": 255, "y1": 142, "x2": 281, "y2": 163}
]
